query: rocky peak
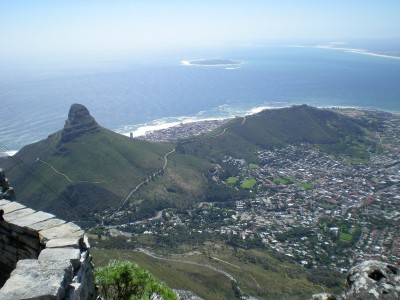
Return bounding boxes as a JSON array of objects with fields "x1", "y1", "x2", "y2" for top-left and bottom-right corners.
[{"x1": 61, "y1": 104, "x2": 100, "y2": 143}]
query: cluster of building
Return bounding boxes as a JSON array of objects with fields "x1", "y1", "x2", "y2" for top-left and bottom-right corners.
[
  {"x1": 135, "y1": 120, "x2": 226, "y2": 142},
  {"x1": 106, "y1": 109, "x2": 400, "y2": 272}
]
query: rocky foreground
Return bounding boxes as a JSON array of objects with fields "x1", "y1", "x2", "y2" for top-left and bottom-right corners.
[{"x1": 312, "y1": 260, "x2": 400, "y2": 300}]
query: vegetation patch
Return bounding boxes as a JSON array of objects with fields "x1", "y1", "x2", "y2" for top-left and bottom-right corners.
[
  {"x1": 226, "y1": 177, "x2": 239, "y2": 184},
  {"x1": 306, "y1": 267, "x2": 343, "y2": 288},
  {"x1": 249, "y1": 163, "x2": 260, "y2": 169},
  {"x1": 95, "y1": 260, "x2": 177, "y2": 300},
  {"x1": 339, "y1": 233, "x2": 353, "y2": 242},
  {"x1": 273, "y1": 176, "x2": 294, "y2": 185},
  {"x1": 241, "y1": 179, "x2": 256, "y2": 189},
  {"x1": 92, "y1": 242, "x2": 343, "y2": 300},
  {"x1": 299, "y1": 182, "x2": 314, "y2": 190},
  {"x1": 92, "y1": 249, "x2": 237, "y2": 300}
]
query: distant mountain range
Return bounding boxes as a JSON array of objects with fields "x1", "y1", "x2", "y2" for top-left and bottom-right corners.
[{"x1": 0, "y1": 104, "x2": 375, "y2": 222}]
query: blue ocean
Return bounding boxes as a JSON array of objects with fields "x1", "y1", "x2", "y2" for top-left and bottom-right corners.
[{"x1": 1, "y1": 45, "x2": 400, "y2": 152}]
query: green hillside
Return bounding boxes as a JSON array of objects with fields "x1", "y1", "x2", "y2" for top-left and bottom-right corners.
[
  {"x1": 91, "y1": 244, "x2": 343, "y2": 300},
  {"x1": 1, "y1": 104, "x2": 174, "y2": 219},
  {"x1": 179, "y1": 105, "x2": 371, "y2": 162},
  {"x1": 0, "y1": 104, "x2": 374, "y2": 222}
]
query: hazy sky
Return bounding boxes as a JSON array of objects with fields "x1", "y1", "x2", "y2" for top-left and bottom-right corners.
[{"x1": 1, "y1": 0, "x2": 400, "y2": 59}]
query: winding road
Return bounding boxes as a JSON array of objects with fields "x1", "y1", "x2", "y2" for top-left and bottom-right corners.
[
  {"x1": 38, "y1": 115, "x2": 250, "y2": 216},
  {"x1": 115, "y1": 147, "x2": 176, "y2": 213},
  {"x1": 135, "y1": 248, "x2": 238, "y2": 283},
  {"x1": 36, "y1": 158, "x2": 116, "y2": 184}
]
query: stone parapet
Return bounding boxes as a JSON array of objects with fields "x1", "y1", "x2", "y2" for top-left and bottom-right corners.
[{"x1": 0, "y1": 199, "x2": 95, "y2": 299}]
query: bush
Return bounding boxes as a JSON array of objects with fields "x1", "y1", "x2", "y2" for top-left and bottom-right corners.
[
  {"x1": 94, "y1": 260, "x2": 177, "y2": 300},
  {"x1": 306, "y1": 267, "x2": 343, "y2": 288}
]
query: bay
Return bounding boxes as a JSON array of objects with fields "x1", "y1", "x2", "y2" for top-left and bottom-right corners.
[{"x1": 1, "y1": 45, "x2": 399, "y2": 152}]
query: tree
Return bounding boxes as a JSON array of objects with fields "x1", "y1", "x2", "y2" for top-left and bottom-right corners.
[{"x1": 94, "y1": 260, "x2": 177, "y2": 300}]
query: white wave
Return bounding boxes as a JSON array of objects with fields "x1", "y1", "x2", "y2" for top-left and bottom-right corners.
[
  {"x1": 245, "y1": 106, "x2": 275, "y2": 115},
  {"x1": 347, "y1": 50, "x2": 400, "y2": 60},
  {"x1": 128, "y1": 121, "x2": 181, "y2": 138},
  {"x1": 114, "y1": 103, "x2": 295, "y2": 138},
  {"x1": 286, "y1": 42, "x2": 400, "y2": 60},
  {"x1": 286, "y1": 44, "x2": 400, "y2": 60},
  {"x1": 0, "y1": 150, "x2": 17, "y2": 157},
  {"x1": 181, "y1": 60, "x2": 191, "y2": 66}
]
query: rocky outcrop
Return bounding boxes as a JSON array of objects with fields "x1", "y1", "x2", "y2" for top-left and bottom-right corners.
[
  {"x1": 174, "y1": 289, "x2": 204, "y2": 300},
  {"x1": 311, "y1": 260, "x2": 400, "y2": 300},
  {"x1": 61, "y1": 104, "x2": 100, "y2": 143},
  {"x1": 345, "y1": 260, "x2": 400, "y2": 299},
  {"x1": 0, "y1": 168, "x2": 15, "y2": 201},
  {"x1": 311, "y1": 293, "x2": 337, "y2": 300}
]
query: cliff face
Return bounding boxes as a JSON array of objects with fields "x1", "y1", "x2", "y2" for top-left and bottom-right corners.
[{"x1": 61, "y1": 104, "x2": 100, "y2": 143}]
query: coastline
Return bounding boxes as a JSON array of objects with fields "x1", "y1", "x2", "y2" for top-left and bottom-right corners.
[
  {"x1": 2, "y1": 105, "x2": 399, "y2": 155},
  {"x1": 127, "y1": 105, "x2": 399, "y2": 143},
  {"x1": 288, "y1": 44, "x2": 400, "y2": 60},
  {"x1": 0, "y1": 150, "x2": 18, "y2": 158},
  {"x1": 114, "y1": 105, "x2": 280, "y2": 140}
]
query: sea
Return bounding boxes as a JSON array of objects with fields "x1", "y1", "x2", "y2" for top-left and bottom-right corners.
[{"x1": 1, "y1": 43, "x2": 400, "y2": 154}]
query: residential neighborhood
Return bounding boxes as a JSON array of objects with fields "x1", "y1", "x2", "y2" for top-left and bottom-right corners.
[{"x1": 101, "y1": 109, "x2": 400, "y2": 273}]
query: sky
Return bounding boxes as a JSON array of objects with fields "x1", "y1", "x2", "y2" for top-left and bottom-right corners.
[{"x1": 1, "y1": 0, "x2": 400, "y2": 60}]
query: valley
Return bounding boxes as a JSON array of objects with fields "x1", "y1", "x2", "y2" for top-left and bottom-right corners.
[
  {"x1": 93, "y1": 108, "x2": 400, "y2": 264},
  {"x1": 91, "y1": 107, "x2": 400, "y2": 299}
]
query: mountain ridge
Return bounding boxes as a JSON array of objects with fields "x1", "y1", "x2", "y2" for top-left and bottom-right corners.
[
  {"x1": 178, "y1": 104, "x2": 371, "y2": 162},
  {"x1": 0, "y1": 104, "x2": 375, "y2": 223},
  {"x1": 0, "y1": 104, "x2": 174, "y2": 220}
]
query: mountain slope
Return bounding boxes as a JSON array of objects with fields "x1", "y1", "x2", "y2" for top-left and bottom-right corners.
[
  {"x1": 178, "y1": 105, "x2": 371, "y2": 162},
  {"x1": 1, "y1": 104, "x2": 375, "y2": 222},
  {"x1": 1, "y1": 104, "x2": 174, "y2": 219}
]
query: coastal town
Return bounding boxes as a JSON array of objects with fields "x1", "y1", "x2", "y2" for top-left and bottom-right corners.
[
  {"x1": 101, "y1": 109, "x2": 400, "y2": 273},
  {"x1": 135, "y1": 119, "x2": 227, "y2": 142}
]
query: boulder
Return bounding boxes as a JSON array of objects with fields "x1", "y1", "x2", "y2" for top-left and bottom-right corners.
[
  {"x1": 311, "y1": 293, "x2": 337, "y2": 300},
  {"x1": 345, "y1": 260, "x2": 400, "y2": 299}
]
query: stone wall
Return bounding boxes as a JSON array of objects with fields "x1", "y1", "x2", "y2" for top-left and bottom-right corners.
[{"x1": 0, "y1": 198, "x2": 95, "y2": 299}]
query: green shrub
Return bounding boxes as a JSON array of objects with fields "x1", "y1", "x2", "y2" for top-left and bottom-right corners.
[{"x1": 94, "y1": 260, "x2": 177, "y2": 300}]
